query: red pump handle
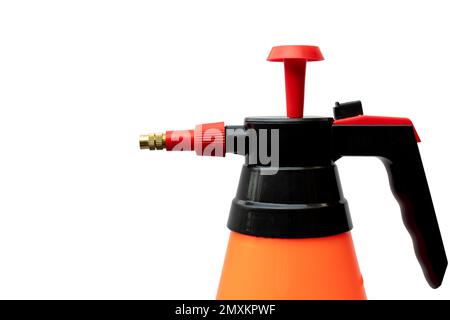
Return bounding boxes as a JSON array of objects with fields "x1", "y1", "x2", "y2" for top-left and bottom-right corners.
[
  {"x1": 268, "y1": 45, "x2": 324, "y2": 118},
  {"x1": 334, "y1": 115, "x2": 421, "y2": 142},
  {"x1": 332, "y1": 117, "x2": 446, "y2": 288}
]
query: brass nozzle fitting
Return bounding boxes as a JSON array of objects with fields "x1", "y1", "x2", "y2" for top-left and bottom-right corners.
[{"x1": 139, "y1": 133, "x2": 166, "y2": 150}]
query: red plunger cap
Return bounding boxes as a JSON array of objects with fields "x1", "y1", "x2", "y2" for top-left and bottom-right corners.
[{"x1": 268, "y1": 45, "x2": 324, "y2": 118}]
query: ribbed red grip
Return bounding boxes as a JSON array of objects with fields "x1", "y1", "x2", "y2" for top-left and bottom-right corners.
[
  {"x1": 194, "y1": 122, "x2": 225, "y2": 157},
  {"x1": 165, "y1": 122, "x2": 225, "y2": 156}
]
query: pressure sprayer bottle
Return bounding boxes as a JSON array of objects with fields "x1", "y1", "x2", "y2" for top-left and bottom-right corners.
[{"x1": 139, "y1": 45, "x2": 447, "y2": 299}]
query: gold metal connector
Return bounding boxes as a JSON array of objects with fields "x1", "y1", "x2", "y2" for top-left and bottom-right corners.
[{"x1": 139, "y1": 133, "x2": 166, "y2": 150}]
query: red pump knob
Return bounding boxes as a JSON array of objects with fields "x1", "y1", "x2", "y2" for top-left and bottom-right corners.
[{"x1": 268, "y1": 45, "x2": 324, "y2": 118}]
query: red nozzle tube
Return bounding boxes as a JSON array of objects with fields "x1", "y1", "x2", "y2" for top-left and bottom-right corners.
[
  {"x1": 268, "y1": 45, "x2": 324, "y2": 118},
  {"x1": 165, "y1": 130, "x2": 194, "y2": 151},
  {"x1": 140, "y1": 122, "x2": 226, "y2": 157}
]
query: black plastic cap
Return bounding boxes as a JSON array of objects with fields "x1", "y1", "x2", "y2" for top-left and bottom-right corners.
[{"x1": 334, "y1": 101, "x2": 363, "y2": 120}]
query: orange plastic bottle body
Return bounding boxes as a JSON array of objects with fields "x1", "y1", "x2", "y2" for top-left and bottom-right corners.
[{"x1": 217, "y1": 231, "x2": 366, "y2": 300}]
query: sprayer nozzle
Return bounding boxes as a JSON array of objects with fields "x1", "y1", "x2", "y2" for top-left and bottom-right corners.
[{"x1": 139, "y1": 133, "x2": 166, "y2": 150}]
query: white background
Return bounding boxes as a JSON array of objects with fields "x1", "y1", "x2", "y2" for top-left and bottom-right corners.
[{"x1": 0, "y1": 0, "x2": 449, "y2": 300}]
